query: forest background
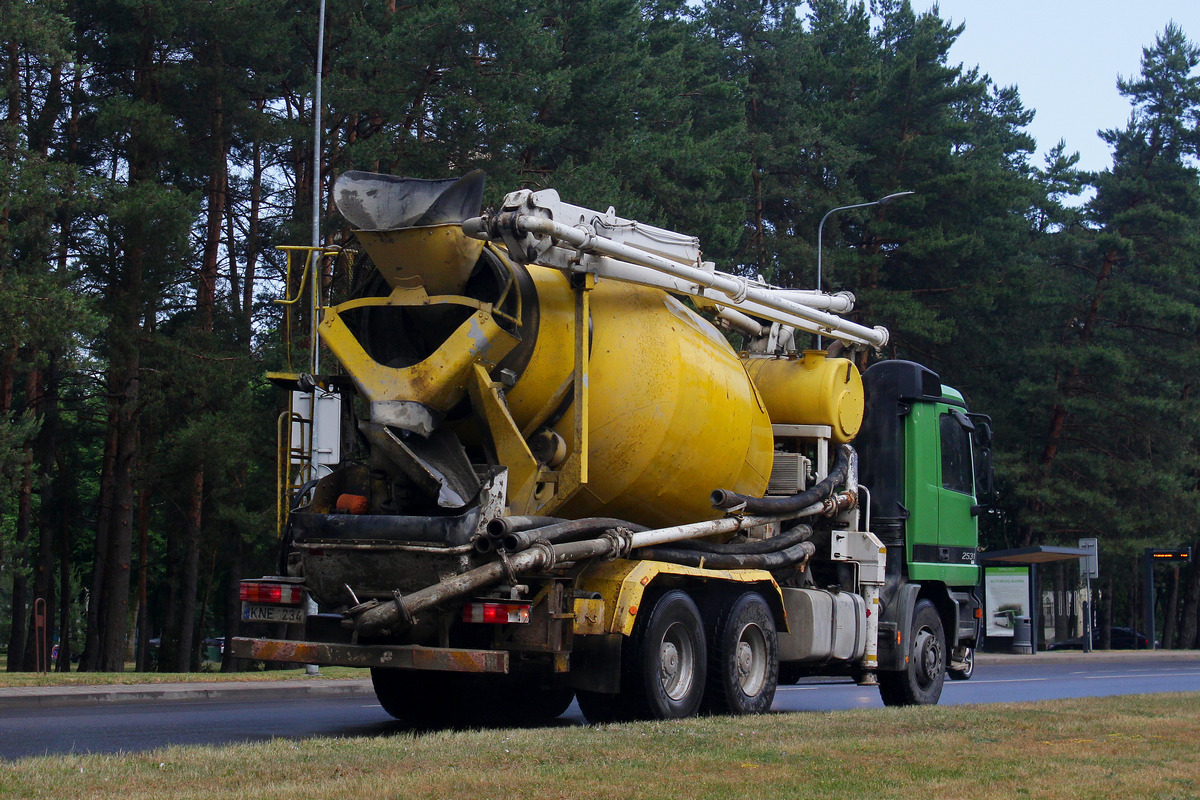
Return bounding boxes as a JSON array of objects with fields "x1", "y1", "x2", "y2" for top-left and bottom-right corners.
[{"x1": 2, "y1": 0, "x2": 1200, "y2": 673}]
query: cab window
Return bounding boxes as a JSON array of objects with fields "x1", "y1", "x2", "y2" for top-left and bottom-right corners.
[{"x1": 940, "y1": 413, "x2": 973, "y2": 495}]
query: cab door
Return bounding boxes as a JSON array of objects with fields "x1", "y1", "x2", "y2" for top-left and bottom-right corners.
[{"x1": 936, "y1": 407, "x2": 980, "y2": 579}]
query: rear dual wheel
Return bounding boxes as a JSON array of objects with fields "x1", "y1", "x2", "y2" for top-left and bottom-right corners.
[
  {"x1": 578, "y1": 589, "x2": 779, "y2": 723},
  {"x1": 579, "y1": 589, "x2": 709, "y2": 723},
  {"x1": 622, "y1": 589, "x2": 708, "y2": 720},
  {"x1": 702, "y1": 592, "x2": 779, "y2": 715}
]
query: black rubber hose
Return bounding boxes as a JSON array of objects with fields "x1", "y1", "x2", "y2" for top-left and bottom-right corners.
[
  {"x1": 633, "y1": 540, "x2": 816, "y2": 571},
  {"x1": 485, "y1": 515, "x2": 567, "y2": 539},
  {"x1": 502, "y1": 516, "x2": 648, "y2": 553},
  {"x1": 652, "y1": 524, "x2": 813, "y2": 555},
  {"x1": 711, "y1": 444, "x2": 853, "y2": 515}
]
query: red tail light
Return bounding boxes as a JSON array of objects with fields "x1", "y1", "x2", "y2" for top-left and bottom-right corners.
[
  {"x1": 462, "y1": 602, "x2": 531, "y2": 624},
  {"x1": 240, "y1": 581, "x2": 304, "y2": 605}
]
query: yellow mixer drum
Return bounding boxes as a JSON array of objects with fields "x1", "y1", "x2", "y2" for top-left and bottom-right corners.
[
  {"x1": 504, "y1": 268, "x2": 775, "y2": 527},
  {"x1": 741, "y1": 351, "x2": 864, "y2": 444}
]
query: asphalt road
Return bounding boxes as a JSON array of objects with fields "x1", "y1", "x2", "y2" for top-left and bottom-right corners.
[{"x1": 3, "y1": 657, "x2": 1198, "y2": 761}]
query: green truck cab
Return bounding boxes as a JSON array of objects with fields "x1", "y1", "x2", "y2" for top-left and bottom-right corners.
[{"x1": 857, "y1": 360, "x2": 992, "y2": 702}]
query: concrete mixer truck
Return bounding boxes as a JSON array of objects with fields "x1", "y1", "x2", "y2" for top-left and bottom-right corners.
[{"x1": 231, "y1": 171, "x2": 992, "y2": 724}]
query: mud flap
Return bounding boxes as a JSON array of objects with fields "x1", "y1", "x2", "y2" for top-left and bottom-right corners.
[{"x1": 876, "y1": 583, "x2": 920, "y2": 672}]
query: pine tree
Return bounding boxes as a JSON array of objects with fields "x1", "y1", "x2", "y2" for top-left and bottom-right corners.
[
  {"x1": 0, "y1": 0, "x2": 95, "y2": 671},
  {"x1": 1015, "y1": 24, "x2": 1200, "y2": 571}
]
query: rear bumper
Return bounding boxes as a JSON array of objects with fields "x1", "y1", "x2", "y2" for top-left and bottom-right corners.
[{"x1": 230, "y1": 637, "x2": 509, "y2": 673}]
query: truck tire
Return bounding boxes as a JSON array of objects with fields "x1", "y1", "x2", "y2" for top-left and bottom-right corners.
[
  {"x1": 878, "y1": 600, "x2": 945, "y2": 706},
  {"x1": 371, "y1": 668, "x2": 456, "y2": 727},
  {"x1": 372, "y1": 669, "x2": 574, "y2": 728},
  {"x1": 623, "y1": 589, "x2": 707, "y2": 720},
  {"x1": 503, "y1": 678, "x2": 576, "y2": 725},
  {"x1": 701, "y1": 592, "x2": 778, "y2": 715}
]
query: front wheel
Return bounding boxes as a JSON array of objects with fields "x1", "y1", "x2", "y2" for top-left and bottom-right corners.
[
  {"x1": 702, "y1": 592, "x2": 778, "y2": 715},
  {"x1": 623, "y1": 589, "x2": 707, "y2": 720},
  {"x1": 878, "y1": 599, "x2": 946, "y2": 706}
]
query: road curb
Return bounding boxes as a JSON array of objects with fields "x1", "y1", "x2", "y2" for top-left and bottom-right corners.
[
  {"x1": 974, "y1": 650, "x2": 1200, "y2": 667},
  {"x1": 0, "y1": 678, "x2": 374, "y2": 711}
]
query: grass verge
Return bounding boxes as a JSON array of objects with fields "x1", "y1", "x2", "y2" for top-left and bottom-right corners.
[
  {"x1": 0, "y1": 664, "x2": 364, "y2": 688},
  {"x1": 2, "y1": 693, "x2": 1198, "y2": 800}
]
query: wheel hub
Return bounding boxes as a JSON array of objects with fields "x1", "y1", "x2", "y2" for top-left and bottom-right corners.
[
  {"x1": 914, "y1": 627, "x2": 943, "y2": 687},
  {"x1": 736, "y1": 642, "x2": 753, "y2": 677},
  {"x1": 660, "y1": 642, "x2": 680, "y2": 680},
  {"x1": 734, "y1": 623, "x2": 767, "y2": 696},
  {"x1": 658, "y1": 621, "x2": 695, "y2": 701}
]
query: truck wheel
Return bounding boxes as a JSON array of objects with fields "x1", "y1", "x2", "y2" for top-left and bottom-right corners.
[
  {"x1": 371, "y1": 668, "x2": 455, "y2": 727},
  {"x1": 373, "y1": 670, "x2": 574, "y2": 728},
  {"x1": 623, "y1": 589, "x2": 707, "y2": 720},
  {"x1": 878, "y1": 600, "x2": 946, "y2": 706},
  {"x1": 701, "y1": 592, "x2": 778, "y2": 715},
  {"x1": 948, "y1": 647, "x2": 974, "y2": 681},
  {"x1": 503, "y1": 679, "x2": 576, "y2": 725}
]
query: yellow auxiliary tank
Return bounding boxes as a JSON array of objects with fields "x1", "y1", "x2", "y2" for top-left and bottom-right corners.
[{"x1": 741, "y1": 351, "x2": 865, "y2": 444}]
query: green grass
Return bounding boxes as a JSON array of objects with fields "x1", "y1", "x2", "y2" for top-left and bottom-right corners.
[
  {"x1": 0, "y1": 663, "x2": 364, "y2": 688},
  {"x1": 2, "y1": 693, "x2": 1198, "y2": 799}
]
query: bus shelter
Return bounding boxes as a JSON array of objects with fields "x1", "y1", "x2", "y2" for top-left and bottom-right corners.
[{"x1": 978, "y1": 546, "x2": 1092, "y2": 654}]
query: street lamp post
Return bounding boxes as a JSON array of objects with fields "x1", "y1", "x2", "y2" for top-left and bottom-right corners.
[
  {"x1": 305, "y1": 0, "x2": 328, "y2": 678},
  {"x1": 815, "y1": 191, "x2": 914, "y2": 348}
]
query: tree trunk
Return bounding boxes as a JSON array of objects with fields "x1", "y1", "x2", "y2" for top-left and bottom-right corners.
[
  {"x1": 93, "y1": 253, "x2": 144, "y2": 672},
  {"x1": 81, "y1": 424, "x2": 117, "y2": 672},
  {"x1": 98, "y1": 355, "x2": 139, "y2": 671},
  {"x1": 56, "y1": 508, "x2": 71, "y2": 672},
  {"x1": 198, "y1": 95, "x2": 226, "y2": 334},
  {"x1": 27, "y1": 360, "x2": 59, "y2": 672},
  {"x1": 7, "y1": 480, "x2": 30, "y2": 671},
  {"x1": 244, "y1": 121, "x2": 263, "y2": 337},
  {"x1": 221, "y1": 528, "x2": 244, "y2": 672},
  {"x1": 135, "y1": 487, "x2": 152, "y2": 672},
  {"x1": 173, "y1": 470, "x2": 203, "y2": 672}
]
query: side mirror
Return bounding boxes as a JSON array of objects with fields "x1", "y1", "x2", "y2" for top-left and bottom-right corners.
[{"x1": 968, "y1": 414, "x2": 995, "y2": 505}]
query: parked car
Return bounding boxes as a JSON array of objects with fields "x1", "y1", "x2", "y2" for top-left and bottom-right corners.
[{"x1": 1048, "y1": 627, "x2": 1150, "y2": 650}]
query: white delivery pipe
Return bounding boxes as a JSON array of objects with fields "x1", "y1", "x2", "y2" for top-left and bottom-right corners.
[
  {"x1": 525, "y1": 216, "x2": 889, "y2": 348},
  {"x1": 772, "y1": 289, "x2": 856, "y2": 314},
  {"x1": 716, "y1": 307, "x2": 765, "y2": 337},
  {"x1": 463, "y1": 213, "x2": 888, "y2": 348}
]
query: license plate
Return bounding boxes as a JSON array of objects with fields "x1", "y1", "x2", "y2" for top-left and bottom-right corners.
[{"x1": 241, "y1": 603, "x2": 306, "y2": 624}]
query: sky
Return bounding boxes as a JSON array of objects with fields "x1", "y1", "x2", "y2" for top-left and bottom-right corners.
[{"x1": 909, "y1": 1, "x2": 1200, "y2": 174}]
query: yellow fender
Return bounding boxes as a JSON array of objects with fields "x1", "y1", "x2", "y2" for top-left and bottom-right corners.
[{"x1": 573, "y1": 558, "x2": 788, "y2": 637}]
